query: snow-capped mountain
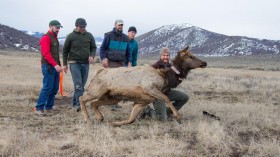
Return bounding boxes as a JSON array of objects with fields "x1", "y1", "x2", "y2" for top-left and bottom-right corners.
[
  {"x1": 0, "y1": 24, "x2": 40, "y2": 51},
  {"x1": 136, "y1": 23, "x2": 280, "y2": 57},
  {"x1": 21, "y1": 30, "x2": 44, "y2": 38}
]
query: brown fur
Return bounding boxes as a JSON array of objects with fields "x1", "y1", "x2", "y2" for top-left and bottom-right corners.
[{"x1": 80, "y1": 46, "x2": 207, "y2": 126}]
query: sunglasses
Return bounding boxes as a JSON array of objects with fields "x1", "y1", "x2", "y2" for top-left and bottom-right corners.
[{"x1": 55, "y1": 26, "x2": 61, "y2": 29}]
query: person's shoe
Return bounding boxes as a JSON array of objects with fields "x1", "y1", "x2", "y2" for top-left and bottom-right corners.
[
  {"x1": 34, "y1": 110, "x2": 46, "y2": 116},
  {"x1": 110, "y1": 105, "x2": 117, "y2": 111},
  {"x1": 138, "y1": 106, "x2": 155, "y2": 119},
  {"x1": 45, "y1": 109, "x2": 54, "y2": 116},
  {"x1": 149, "y1": 109, "x2": 157, "y2": 119},
  {"x1": 72, "y1": 105, "x2": 81, "y2": 112},
  {"x1": 115, "y1": 104, "x2": 122, "y2": 108}
]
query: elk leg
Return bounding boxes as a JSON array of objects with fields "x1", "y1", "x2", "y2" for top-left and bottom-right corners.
[
  {"x1": 110, "y1": 103, "x2": 146, "y2": 127},
  {"x1": 79, "y1": 94, "x2": 95, "y2": 123},
  {"x1": 90, "y1": 97, "x2": 119, "y2": 122},
  {"x1": 146, "y1": 89, "x2": 181, "y2": 121}
]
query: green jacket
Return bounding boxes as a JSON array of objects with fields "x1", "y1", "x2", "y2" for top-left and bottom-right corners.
[{"x1": 63, "y1": 29, "x2": 97, "y2": 65}]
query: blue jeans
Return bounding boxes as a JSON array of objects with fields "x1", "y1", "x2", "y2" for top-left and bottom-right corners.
[
  {"x1": 36, "y1": 64, "x2": 59, "y2": 111},
  {"x1": 69, "y1": 63, "x2": 89, "y2": 107}
]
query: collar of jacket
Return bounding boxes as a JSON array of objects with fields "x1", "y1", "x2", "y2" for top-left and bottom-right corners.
[
  {"x1": 47, "y1": 30, "x2": 58, "y2": 38},
  {"x1": 112, "y1": 28, "x2": 123, "y2": 35},
  {"x1": 73, "y1": 28, "x2": 87, "y2": 34},
  {"x1": 157, "y1": 60, "x2": 172, "y2": 68}
]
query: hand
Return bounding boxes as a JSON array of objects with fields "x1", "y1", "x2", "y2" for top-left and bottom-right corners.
[
  {"x1": 102, "y1": 58, "x2": 109, "y2": 68},
  {"x1": 63, "y1": 65, "x2": 68, "y2": 73},
  {"x1": 127, "y1": 62, "x2": 132, "y2": 68},
  {"x1": 89, "y1": 56, "x2": 94, "y2": 64},
  {"x1": 54, "y1": 65, "x2": 63, "y2": 72}
]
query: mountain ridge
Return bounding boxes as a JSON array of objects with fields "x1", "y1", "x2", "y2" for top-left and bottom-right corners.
[
  {"x1": 0, "y1": 24, "x2": 40, "y2": 51},
  {"x1": 136, "y1": 23, "x2": 280, "y2": 57}
]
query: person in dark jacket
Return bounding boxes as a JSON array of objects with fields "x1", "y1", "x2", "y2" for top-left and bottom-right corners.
[
  {"x1": 141, "y1": 47, "x2": 189, "y2": 121},
  {"x1": 63, "y1": 18, "x2": 97, "y2": 112},
  {"x1": 100, "y1": 19, "x2": 131, "y2": 68},
  {"x1": 35, "y1": 20, "x2": 63, "y2": 116},
  {"x1": 100, "y1": 19, "x2": 132, "y2": 111},
  {"x1": 125, "y1": 26, "x2": 138, "y2": 67}
]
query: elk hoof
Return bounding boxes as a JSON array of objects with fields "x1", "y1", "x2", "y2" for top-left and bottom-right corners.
[
  {"x1": 175, "y1": 113, "x2": 181, "y2": 120},
  {"x1": 176, "y1": 119, "x2": 182, "y2": 124},
  {"x1": 109, "y1": 121, "x2": 121, "y2": 127},
  {"x1": 95, "y1": 115, "x2": 104, "y2": 122}
]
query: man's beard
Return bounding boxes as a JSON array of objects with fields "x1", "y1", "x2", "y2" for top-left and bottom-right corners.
[
  {"x1": 117, "y1": 28, "x2": 122, "y2": 32},
  {"x1": 52, "y1": 31, "x2": 59, "y2": 35}
]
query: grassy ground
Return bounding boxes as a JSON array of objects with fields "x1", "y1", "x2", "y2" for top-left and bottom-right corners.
[{"x1": 0, "y1": 52, "x2": 279, "y2": 157}]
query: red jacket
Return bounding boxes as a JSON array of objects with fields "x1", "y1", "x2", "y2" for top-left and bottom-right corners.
[{"x1": 40, "y1": 31, "x2": 58, "y2": 67}]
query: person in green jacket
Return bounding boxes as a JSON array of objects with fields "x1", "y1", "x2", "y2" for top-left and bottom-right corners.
[
  {"x1": 63, "y1": 18, "x2": 97, "y2": 112},
  {"x1": 125, "y1": 26, "x2": 138, "y2": 67}
]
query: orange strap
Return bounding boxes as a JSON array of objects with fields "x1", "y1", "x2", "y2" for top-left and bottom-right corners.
[{"x1": 59, "y1": 71, "x2": 67, "y2": 96}]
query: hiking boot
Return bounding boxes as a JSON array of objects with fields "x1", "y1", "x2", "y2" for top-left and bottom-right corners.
[
  {"x1": 72, "y1": 105, "x2": 81, "y2": 112},
  {"x1": 138, "y1": 106, "x2": 156, "y2": 119},
  {"x1": 35, "y1": 110, "x2": 46, "y2": 116},
  {"x1": 111, "y1": 104, "x2": 121, "y2": 111},
  {"x1": 45, "y1": 109, "x2": 54, "y2": 116},
  {"x1": 149, "y1": 109, "x2": 156, "y2": 119}
]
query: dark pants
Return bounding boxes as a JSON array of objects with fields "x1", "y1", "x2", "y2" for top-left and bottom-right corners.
[
  {"x1": 36, "y1": 64, "x2": 59, "y2": 111},
  {"x1": 153, "y1": 90, "x2": 189, "y2": 121},
  {"x1": 69, "y1": 63, "x2": 89, "y2": 107},
  {"x1": 108, "y1": 60, "x2": 125, "y2": 68}
]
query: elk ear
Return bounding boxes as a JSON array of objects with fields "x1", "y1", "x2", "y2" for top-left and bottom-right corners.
[
  {"x1": 182, "y1": 46, "x2": 189, "y2": 52},
  {"x1": 177, "y1": 50, "x2": 187, "y2": 57},
  {"x1": 180, "y1": 51, "x2": 186, "y2": 57}
]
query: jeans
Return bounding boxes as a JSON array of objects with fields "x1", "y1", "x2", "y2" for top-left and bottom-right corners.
[
  {"x1": 36, "y1": 64, "x2": 59, "y2": 111},
  {"x1": 153, "y1": 90, "x2": 189, "y2": 121},
  {"x1": 69, "y1": 63, "x2": 89, "y2": 107}
]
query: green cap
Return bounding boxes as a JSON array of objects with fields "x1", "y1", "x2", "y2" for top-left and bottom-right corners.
[{"x1": 49, "y1": 20, "x2": 63, "y2": 28}]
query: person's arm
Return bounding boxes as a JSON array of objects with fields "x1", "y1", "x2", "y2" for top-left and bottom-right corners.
[
  {"x1": 89, "y1": 35, "x2": 97, "y2": 64},
  {"x1": 125, "y1": 42, "x2": 132, "y2": 67},
  {"x1": 63, "y1": 34, "x2": 71, "y2": 66},
  {"x1": 151, "y1": 61, "x2": 160, "y2": 69},
  {"x1": 62, "y1": 34, "x2": 71, "y2": 72},
  {"x1": 99, "y1": 33, "x2": 109, "y2": 61},
  {"x1": 90, "y1": 34, "x2": 97, "y2": 57},
  {"x1": 40, "y1": 36, "x2": 57, "y2": 67},
  {"x1": 132, "y1": 42, "x2": 138, "y2": 66}
]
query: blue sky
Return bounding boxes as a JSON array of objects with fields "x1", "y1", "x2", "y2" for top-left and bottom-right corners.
[{"x1": 0, "y1": 0, "x2": 279, "y2": 40}]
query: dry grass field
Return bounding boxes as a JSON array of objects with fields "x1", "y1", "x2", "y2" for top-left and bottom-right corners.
[{"x1": 0, "y1": 51, "x2": 279, "y2": 157}]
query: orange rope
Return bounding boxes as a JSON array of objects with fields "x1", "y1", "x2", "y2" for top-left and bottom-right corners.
[{"x1": 59, "y1": 71, "x2": 67, "y2": 96}]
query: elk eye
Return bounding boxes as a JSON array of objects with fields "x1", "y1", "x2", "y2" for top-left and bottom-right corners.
[{"x1": 189, "y1": 56, "x2": 193, "y2": 59}]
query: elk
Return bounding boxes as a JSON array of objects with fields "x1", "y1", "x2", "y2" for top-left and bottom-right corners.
[{"x1": 80, "y1": 46, "x2": 207, "y2": 126}]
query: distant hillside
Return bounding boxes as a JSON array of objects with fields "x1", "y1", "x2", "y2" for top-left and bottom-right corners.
[
  {"x1": 21, "y1": 30, "x2": 44, "y2": 38},
  {"x1": 0, "y1": 24, "x2": 40, "y2": 51},
  {"x1": 136, "y1": 23, "x2": 280, "y2": 57}
]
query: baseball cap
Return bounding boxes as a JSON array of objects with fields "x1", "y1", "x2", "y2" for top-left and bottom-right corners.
[
  {"x1": 115, "y1": 19, "x2": 124, "y2": 25},
  {"x1": 75, "y1": 18, "x2": 87, "y2": 27},
  {"x1": 49, "y1": 20, "x2": 63, "y2": 28}
]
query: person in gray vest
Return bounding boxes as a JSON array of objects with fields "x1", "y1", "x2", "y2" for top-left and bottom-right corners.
[
  {"x1": 63, "y1": 18, "x2": 97, "y2": 112},
  {"x1": 35, "y1": 20, "x2": 63, "y2": 116}
]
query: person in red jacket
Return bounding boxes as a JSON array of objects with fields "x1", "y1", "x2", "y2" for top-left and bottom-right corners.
[{"x1": 35, "y1": 20, "x2": 63, "y2": 116}]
